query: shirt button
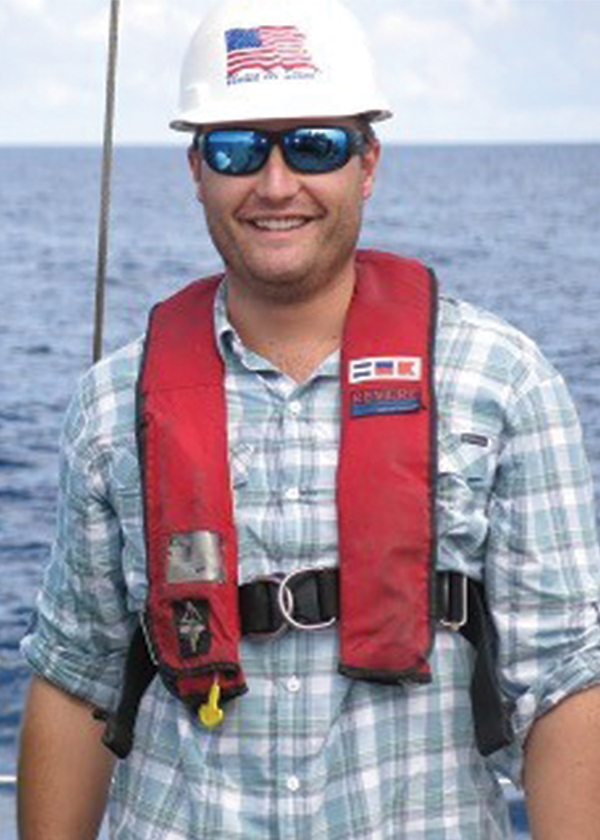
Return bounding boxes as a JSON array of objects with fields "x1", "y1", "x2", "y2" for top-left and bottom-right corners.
[
  {"x1": 289, "y1": 401, "x2": 301, "y2": 416},
  {"x1": 286, "y1": 676, "x2": 301, "y2": 693},
  {"x1": 284, "y1": 487, "x2": 300, "y2": 501},
  {"x1": 286, "y1": 776, "x2": 300, "y2": 792}
]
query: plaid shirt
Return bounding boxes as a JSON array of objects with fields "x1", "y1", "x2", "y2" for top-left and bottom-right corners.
[{"x1": 22, "y1": 279, "x2": 600, "y2": 839}]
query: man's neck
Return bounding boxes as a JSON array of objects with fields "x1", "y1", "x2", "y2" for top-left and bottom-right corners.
[{"x1": 224, "y1": 269, "x2": 356, "y2": 383}]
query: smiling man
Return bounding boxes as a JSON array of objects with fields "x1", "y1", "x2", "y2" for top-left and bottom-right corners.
[
  {"x1": 189, "y1": 117, "x2": 379, "y2": 381},
  {"x1": 17, "y1": 1, "x2": 600, "y2": 839}
]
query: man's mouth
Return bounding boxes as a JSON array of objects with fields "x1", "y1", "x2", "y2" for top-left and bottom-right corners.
[{"x1": 246, "y1": 217, "x2": 312, "y2": 232}]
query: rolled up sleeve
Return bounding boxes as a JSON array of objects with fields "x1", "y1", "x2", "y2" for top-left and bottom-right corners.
[
  {"x1": 21, "y1": 374, "x2": 136, "y2": 712},
  {"x1": 486, "y1": 365, "x2": 600, "y2": 745}
]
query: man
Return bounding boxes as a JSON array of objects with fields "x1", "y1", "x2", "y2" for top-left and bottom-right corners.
[{"x1": 17, "y1": 1, "x2": 600, "y2": 838}]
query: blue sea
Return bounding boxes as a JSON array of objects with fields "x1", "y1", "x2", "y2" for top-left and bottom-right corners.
[{"x1": 1, "y1": 143, "x2": 600, "y2": 837}]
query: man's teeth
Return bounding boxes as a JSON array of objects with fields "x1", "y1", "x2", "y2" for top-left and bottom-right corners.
[{"x1": 251, "y1": 218, "x2": 308, "y2": 231}]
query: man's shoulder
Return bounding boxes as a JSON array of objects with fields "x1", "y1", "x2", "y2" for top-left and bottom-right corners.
[
  {"x1": 440, "y1": 294, "x2": 529, "y2": 342},
  {"x1": 437, "y1": 294, "x2": 559, "y2": 392},
  {"x1": 71, "y1": 337, "x2": 145, "y2": 444},
  {"x1": 439, "y1": 294, "x2": 544, "y2": 356},
  {"x1": 81, "y1": 336, "x2": 144, "y2": 397}
]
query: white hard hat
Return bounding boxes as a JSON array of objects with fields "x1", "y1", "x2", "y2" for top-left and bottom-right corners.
[{"x1": 170, "y1": 0, "x2": 392, "y2": 131}]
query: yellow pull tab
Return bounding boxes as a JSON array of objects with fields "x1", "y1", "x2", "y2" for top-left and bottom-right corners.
[{"x1": 199, "y1": 679, "x2": 224, "y2": 729}]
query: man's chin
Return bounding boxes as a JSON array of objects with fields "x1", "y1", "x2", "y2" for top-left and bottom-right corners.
[
  {"x1": 248, "y1": 272, "x2": 319, "y2": 305},
  {"x1": 230, "y1": 258, "x2": 321, "y2": 304},
  {"x1": 224, "y1": 240, "x2": 358, "y2": 305}
]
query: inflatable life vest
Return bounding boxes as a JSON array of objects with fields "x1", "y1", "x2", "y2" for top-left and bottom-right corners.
[
  {"x1": 99, "y1": 249, "x2": 513, "y2": 759},
  {"x1": 137, "y1": 250, "x2": 437, "y2": 710}
]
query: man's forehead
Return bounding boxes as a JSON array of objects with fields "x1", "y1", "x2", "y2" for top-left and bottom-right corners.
[{"x1": 200, "y1": 116, "x2": 363, "y2": 133}]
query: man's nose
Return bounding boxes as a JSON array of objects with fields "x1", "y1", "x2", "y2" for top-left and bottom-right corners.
[{"x1": 254, "y1": 145, "x2": 301, "y2": 202}]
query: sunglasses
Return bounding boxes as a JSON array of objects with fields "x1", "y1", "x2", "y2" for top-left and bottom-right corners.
[{"x1": 196, "y1": 126, "x2": 368, "y2": 176}]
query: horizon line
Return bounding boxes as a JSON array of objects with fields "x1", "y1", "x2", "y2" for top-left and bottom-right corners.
[{"x1": 1, "y1": 138, "x2": 599, "y2": 149}]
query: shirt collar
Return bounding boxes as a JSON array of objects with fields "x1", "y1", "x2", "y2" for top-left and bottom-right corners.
[
  {"x1": 213, "y1": 278, "x2": 237, "y2": 363},
  {"x1": 212, "y1": 278, "x2": 340, "y2": 380}
]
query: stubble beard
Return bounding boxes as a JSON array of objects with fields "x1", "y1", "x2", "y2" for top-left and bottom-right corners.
[{"x1": 205, "y1": 209, "x2": 364, "y2": 307}]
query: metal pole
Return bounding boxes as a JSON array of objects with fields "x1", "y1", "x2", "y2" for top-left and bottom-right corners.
[{"x1": 93, "y1": 0, "x2": 121, "y2": 363}]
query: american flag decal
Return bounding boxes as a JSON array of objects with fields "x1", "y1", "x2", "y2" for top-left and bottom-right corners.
[
  {"x1": 225, "y1": 26, "x2": 318, "y2": 79},
  {"x1": 349, "y1": 357, "x2": 423, "y2": 384}
]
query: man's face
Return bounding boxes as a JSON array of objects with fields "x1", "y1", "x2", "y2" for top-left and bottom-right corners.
[{"x1": 188, "y1": 117, "x2": 380, "y2": 305}]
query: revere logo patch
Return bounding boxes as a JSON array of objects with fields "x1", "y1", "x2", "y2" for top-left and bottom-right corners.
[
  {"x1": 351, "y1": 387, "x2": 422, "y2": 418},
  {"x1": 349, "y1": 356, "x2": 422, "y2": 384}
]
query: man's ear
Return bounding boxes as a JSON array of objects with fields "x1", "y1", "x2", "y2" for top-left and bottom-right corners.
[
  {"x1": 360, "y1": 138, "x2": 381, "y2": 201},
  {"x1": 188, "y1": 147, "x2": 204, "y2": 204}
]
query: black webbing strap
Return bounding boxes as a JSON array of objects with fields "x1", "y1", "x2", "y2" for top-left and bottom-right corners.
[
  {"x1": 99, "y1": 571, "x2": 513, "y2": 759},
  {"x1": 239, "y1": 569, "x2": 339, "y2": 635},
  {"x1": 459, "y1": 577, "x2": 514, "y2": 756},
  {"x1": 94, "y1": 624, "x2": 156, "y2": 759}
]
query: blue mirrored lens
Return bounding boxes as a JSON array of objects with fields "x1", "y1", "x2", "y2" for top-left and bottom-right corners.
[
  {"x1": 202, "y1": 127, "x2": 361, "y2": 176},
  {"x1": 283, "y1": 128, "x2": 350, "y2": 173},
  {"x1": 204, "y1": 130, "x2": 269, "y2": 175}
]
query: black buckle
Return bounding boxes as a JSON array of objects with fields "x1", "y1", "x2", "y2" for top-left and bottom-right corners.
[
  {"x1": 239, "y1": 574, "x2": 288, "y2": 639},
  {"x1": 239, "y1": 567, "x2": 339, "y2": 638}
]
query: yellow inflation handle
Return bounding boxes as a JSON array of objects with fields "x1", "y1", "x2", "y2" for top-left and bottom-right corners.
[{"x1": 199, "y1": 679, "x2": 224, "y2": 729}]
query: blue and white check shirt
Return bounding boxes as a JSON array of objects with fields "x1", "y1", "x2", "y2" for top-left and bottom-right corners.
[{"x1": 22, "y1": 280, "x2": 600, "y2": 839}]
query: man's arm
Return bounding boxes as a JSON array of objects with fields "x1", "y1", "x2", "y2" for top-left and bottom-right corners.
[
  {"x1": 478, "y1": 346, "x2": 600, "y2": 835},
  {"x1": 523, "y1": 684, "x2": 600, "y2": 840},
  {"x1": 17, "y1": 675, "x2": 115, "y2": 840}
]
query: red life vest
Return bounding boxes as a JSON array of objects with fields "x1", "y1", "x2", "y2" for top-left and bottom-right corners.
[{"x1": 138, "y1": 249, "x2": 437, "y2": 710}]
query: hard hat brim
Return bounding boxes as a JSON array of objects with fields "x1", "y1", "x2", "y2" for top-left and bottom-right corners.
[{"x1": 170, "y1": 108, "x2": 393, "y2": 133}]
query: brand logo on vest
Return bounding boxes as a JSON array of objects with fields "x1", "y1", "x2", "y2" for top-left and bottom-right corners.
[
  {"x1": 174, "y1": 600, "x2": 212, "y2": 658},
  {"x1": 350, "y1": 386, "x2": 422, "y2": 418},
  {"x1": 349, "y1": 356, "x2": 422, "y2": 384}
]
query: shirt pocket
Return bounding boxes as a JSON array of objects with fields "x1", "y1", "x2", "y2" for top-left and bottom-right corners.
[
  {"x1": 437, "y1": 424, "x2": 499, "y2": 560},
  {"x1": 439, "y1": 427, "x2": 497, "y2": 489}
]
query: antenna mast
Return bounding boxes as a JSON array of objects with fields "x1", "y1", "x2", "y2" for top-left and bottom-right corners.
[{"x1": 93, "y1": 0, "x2": 121, "y2": 362}]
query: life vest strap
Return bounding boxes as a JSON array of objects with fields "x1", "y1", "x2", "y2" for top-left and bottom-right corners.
[
  {"x1": 459, "y1": 578, "x2": 515, "y2": 756},
  {"x1": 94, "y1": 623, "x2": 157, "y2": 759},
  {"x1": 240, "y1": 569, "x2": 467, "y2": 638},
  {"x1": 239, "y1": 567, "x2": 339, "y2": 636},
  {"x1": 98, "y1": 572, "x2": 513, "y2": 759}
]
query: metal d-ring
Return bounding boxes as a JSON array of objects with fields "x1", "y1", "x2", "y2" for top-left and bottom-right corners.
[{"x1": 277, "y1": 567, "x2": 337, "y2": 632}]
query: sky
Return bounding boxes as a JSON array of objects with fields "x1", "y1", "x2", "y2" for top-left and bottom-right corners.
[{"x1": 1, "y1": 0, "x2": 600, "y2": 145}]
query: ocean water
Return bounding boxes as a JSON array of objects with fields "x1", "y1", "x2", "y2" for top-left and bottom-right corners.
[{"x1": 1, "y1": 142, "x2": 600, "y2": 837}]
